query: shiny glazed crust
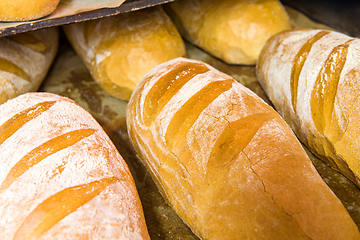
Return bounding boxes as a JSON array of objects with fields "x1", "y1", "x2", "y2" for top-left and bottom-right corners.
[
  {"x1": 164, "y1": 0, "x2": 291, "y2": 65},
  {"x1": 0, "y1": 0, "x2": 60, "y2": 21},
  {"x1": 63, "y1": 6, "x2": 186, "y2": 101},
  {"x1": 126, "y1": 57, "x2": 360, "y2": 239},
  {"x1": 0, "y1": 28, "x2": 59, "y2": 104},
  {"x1": 256, "y1": 29, "x2": 360, "y2": 187},
  {"x1": 0, "y1": 92, "x2": 150, "y2": 240}
]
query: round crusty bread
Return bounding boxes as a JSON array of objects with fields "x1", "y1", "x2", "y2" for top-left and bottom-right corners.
[
  {"x1": 0, "y1": 0, "x2": 60, "y2": 21},
  {"x1": 0, "y1": 27, "x2": 59, "y2": 105},
  {"x1": 0, "y1": 92, "x2": 150, "y2": 240},
  {"x1": 126, "y1": 57, "x2": 360, "y2": 239},
  {"x1": 164, "y1": 0, "x2": 291, "y2": 65},
  {"x1": 256, "y1": 29, "x2": 360, "y2": 187},
  {"x1": 63, "y1": 6, "x2": 187, "y2": 101}
]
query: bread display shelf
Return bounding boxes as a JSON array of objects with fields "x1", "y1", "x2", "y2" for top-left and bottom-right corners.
[
  {"x1": 1, "y1": 0, "x2": 359, "y2": 239},
  {"x1": 0, "y1": 0, "x2": 176, "y2": 37}
]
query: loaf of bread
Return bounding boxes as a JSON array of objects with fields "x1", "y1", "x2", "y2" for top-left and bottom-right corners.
[
  {"x1": 126, "y1": 58, "x2": 360, "y2": 239},
  {"x1": 126, "y1": 57, "x2": 360, "y2": 239},
  {"x1": 0, "y1": 92, "x2": 150, "y2": 239},
  {"x1": 164, "y1": 0, "x2": 291, "y2": 65},
  {"x1": 63, "y1": 6, "x2": 186, "y2": 101},
  {"x1": 256, "y1": 29, "x2": 360, "y2": 187},
  {"x1": 0, "y1": 0, "x2": 60, "y2": 21},
  {"x1": 0, "y1": 28, "x2": 59, "y2": 105}
]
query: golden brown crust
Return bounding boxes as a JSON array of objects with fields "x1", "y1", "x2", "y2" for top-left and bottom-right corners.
[
  {"x1": 0, "y1": 0, "x2": 60, "y2": 21},
  {"x1": 0, "y1": 92, "x2": 150, "y2": 239},
  {"x1": 256, "y1": 29, "x2": 360, "y2": 187},
  {"x1": 63, "y1": 6, "x2": 186, "y2": 101},
  {"x1": 127, "y1": 57, "x2": 360, "y2": 239},
  {"x1": 0, "y1": 28, "x2": 59, "y2": 105},
  {"x1": 164, "y1": 0, "x2": 291, "y2": 65}
]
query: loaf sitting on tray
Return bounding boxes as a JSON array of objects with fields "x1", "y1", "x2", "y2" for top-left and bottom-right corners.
[
  {"x1": 256, "y1": 29, "x2": 360, "y2": 187},
  {"x1": 63, "y1": 6, "x2": 186, "y2": 101},
  {"x1": 164, "y1": 0, "x2": 291, "y2": 65},
  {"x1": 0, "y1": 0, "x2": 60, "y2": 21},
  {"x1": 0, "y1": 28, "x2": 59, "y2": 105},
  {"x1": 126, "y1": 57, "x2": 360, "y2": 239},
  {"x1": 0, "y1": 92, "x2": 150, "y2": 240}
]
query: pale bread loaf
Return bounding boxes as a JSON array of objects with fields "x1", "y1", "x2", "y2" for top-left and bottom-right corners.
[
  {"x1": 63, "y1": 6, "x2": 186, "y2": 101},
  {"x1": 0, "y1": 92, "x2": 150, "y2": 240},
  {"x1": 126, "y1": 57, "x2": 360, "y2": 239},
  {"x1": 256, "y1": 29, "x2": 360, "y2": 187},
  {"x1": 0, "y1": 28, "x2": 59, "y2": 105},
  {"x1": 164, "y1": 0, "x2": 291, "y2": 65}
]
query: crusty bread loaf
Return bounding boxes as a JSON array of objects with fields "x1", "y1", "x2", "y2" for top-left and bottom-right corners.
[
  {"x1": 63, "y1": 6, "x2": 186, "y2": 101},
  {"x1": 126, "y1": 57, "x2": 360, "y2": 239},
  {"x1": 256, "y1": 29, "x2": 360, "y2": 187},
  {"x1": 0, "y1": 28, "x2": 59, "y2": 105},
  {"x1": 39, "y1": 44, "x2": 203, "y2": 239},
  {"x1": 0, "y1": 0, "x2": 60, "y2": 21},
  {"x1": 164, "y1": 0, "x2": 291, "y2": 65},
  {"x1": 0, "y1": 92, "x2": 150, "y2": 240}
]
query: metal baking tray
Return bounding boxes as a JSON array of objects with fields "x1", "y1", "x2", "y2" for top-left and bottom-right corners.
[{"x1": 0, "y1": 0, "x2": 176, "y2": 37}]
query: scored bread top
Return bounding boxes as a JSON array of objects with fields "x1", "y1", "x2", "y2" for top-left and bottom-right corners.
[
  {"x1": 0, "y1": 92, "x2": 150, "y2": 240},
  {"x1": 127, "y1": 57, "x2": 360, "y2": 239},
  {"x1": 256, "y1": 29, "x2": 360, "y2": 187},
  {"x1": 0, "y1": 28, "x2": 59, "y2": 105}
]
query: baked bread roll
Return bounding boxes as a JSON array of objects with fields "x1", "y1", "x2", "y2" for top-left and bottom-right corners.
[
  {"x1": 0, "y1": 27, "x2": 59, "y2": 105},
  {"x1": 0, "y1": 0, "x2": 60, "y2": 21},
  {"x1": 0, "y1": 92, "x2": 150, "y2": 240},
  {"x1": 126, "y1": 57, "x2": 360, "y2": 239},
  {"x1": 164, "y1": 0, "x2": 291, "y2": 65},
  {"x1": 63, "y1": 6, "x2": 187, "y2": 101},
  {"x1": 256, "y1": 29, "x2": 360, "y2": 187}
]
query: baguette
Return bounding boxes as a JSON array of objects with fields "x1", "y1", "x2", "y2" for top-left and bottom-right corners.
[
  {"x1": 256, "y1": 29, "x2": 360, "y2": 187},
  {"x1": 164, "y1": 0, "x2": 291, "y2": 65},
  {"x1": 0, "y1": 28, "x2": 59, "y2": 105},
  {"x1": 126, "y1": 57, "x2": 360, "y2": 239},
  {"x1": 0, "y1": 0, "x2": 60, "y2": 21},
  {"x1": 0, "y1": 92, "x2": 150, "y2": 240},
  {"x1": 63, "y1": 6, "x2": 186, "y2": 101}
]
